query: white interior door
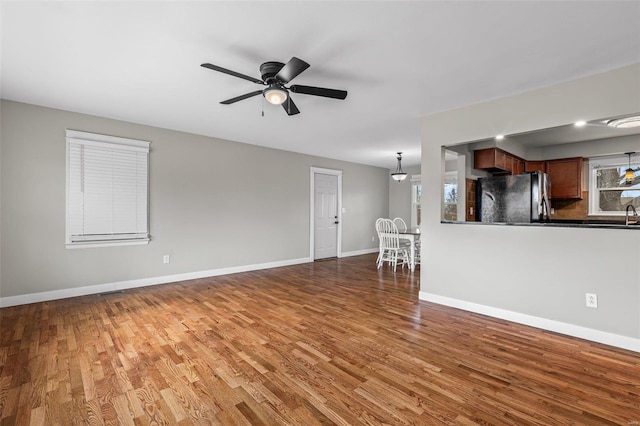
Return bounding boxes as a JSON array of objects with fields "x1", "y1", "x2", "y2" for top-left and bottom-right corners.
[{"x1": 314, "y1": 173, "x2": 338, "y2": 259}]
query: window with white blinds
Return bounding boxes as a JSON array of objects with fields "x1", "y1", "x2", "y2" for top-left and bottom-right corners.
[{"x1": 66, "y1": 130, "x2": 150, "y2": 248}]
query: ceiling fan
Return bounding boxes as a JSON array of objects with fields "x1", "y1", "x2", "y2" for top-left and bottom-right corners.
[{"x1": 200, "y1": 57, "x2": 347, "y2": 116}]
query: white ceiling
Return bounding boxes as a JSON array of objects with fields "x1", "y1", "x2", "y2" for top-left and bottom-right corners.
[
  {"x1": 466, "y1": 113, "x2": 640, "y2": 149},
  {"x1": 2, "y1": 1, "x2": 639, "y2": 169}
]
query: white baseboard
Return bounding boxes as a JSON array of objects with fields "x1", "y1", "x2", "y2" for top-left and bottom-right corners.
[
  {"x1": 419, "y1": 291, "x2": 640, "y2": 353},
  {"x1": 340, "y1": 247, "x2": 378, "y2": 258},
  {"x1": 0, "y1": 257, "x2": 312, "y2": 308}
]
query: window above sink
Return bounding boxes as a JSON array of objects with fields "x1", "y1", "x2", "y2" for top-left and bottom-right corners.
[{"x1": 588, "y1": 154, "x2": 640, "y2": 216}]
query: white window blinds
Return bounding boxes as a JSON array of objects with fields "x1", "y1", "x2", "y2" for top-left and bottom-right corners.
[{"x1": 66, "y1": 130, "x2": 150, "y2": 247}]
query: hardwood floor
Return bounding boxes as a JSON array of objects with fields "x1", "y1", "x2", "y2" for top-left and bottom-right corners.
[{"x1": 1, "y1": 253, "x2": 639, "y2": 425}]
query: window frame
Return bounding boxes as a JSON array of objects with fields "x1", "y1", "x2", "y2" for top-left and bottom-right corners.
[
  {"x1": 588, "y1": 154, "x2": 639, "y2": 216},
  {"x1": 443, "y1": 170, "x2": 458, "y2": 221},
  {"x1": 65, "y1": 130, "x2": 151, "y2": 248},
  {"x1": 410, "y1": 174, "x2": 422, "y2": 228}
]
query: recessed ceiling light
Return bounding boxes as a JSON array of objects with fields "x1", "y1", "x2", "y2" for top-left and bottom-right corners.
[
  {"x1": 574, "y1": 120, "x2": 586, "y2": 127},
  {"x1": 607, "y1": 116, "x2": 640, "y2": 129},
  {"x1": 495, "y1": 135, "x2": 504, "y2": 140}
]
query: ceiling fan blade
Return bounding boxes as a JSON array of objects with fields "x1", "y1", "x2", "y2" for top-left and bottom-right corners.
[
  {"x1": 220, "y1": 90, "x2": 263, "y2": 105},
  {"x1": 282, "y1": 97, "x2": 300, "y2": 116},
  {"x1": 201, "y1": 63, "x2": 264, "y2": 85},
  {"x1": 290, "y1": 85, "x2": 347, "y2": 100},
  {"x1": 275, "y1": 57, "x2": 310, "y2": 83}
]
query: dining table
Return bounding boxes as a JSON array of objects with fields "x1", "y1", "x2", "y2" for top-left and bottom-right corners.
[{"x1": 398, "y1": 227, "x2": 420, "y2": 271}]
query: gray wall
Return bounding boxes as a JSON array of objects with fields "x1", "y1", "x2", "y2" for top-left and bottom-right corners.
[
  {"x1": 0, "y1": 100, "x2": 388, "y2": 299},
  {"x1": 421, "y1": 63, "x2": 640, "y2": 347}
]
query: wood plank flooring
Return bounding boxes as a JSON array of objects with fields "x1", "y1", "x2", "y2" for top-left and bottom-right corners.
[{"x1": 1, "y1": 253, "x2": 639, "y2": 425}]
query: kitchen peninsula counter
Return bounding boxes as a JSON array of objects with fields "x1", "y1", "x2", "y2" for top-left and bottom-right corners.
[{"x1": 442, "y1": 220, "x2": 640, "y2": 230}]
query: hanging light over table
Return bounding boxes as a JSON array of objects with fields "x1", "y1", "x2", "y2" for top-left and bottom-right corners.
[{"x1": 391, "y1": 152, "x2": 408, "y2": 182}]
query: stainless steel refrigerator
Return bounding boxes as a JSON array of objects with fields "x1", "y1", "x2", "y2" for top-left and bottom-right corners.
[{"x1": 477, "y1": 171, "x2": 551, "y2": 223}]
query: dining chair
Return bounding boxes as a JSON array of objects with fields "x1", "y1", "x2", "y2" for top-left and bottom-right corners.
[
  {"x1": 377, "y1": 219, "x2": 409, "y2": 271},
  {"x1": 392, "y1": 217, "x2": 407, "y2": 232},
  {"x1": 375, "y1": 218, "x2": 385, "y2": 265},
  {"x1": 392, "y1": 217, "x2": 413, "y2": 254}
]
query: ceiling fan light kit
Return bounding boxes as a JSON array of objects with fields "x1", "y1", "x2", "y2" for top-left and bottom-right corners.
[
  {"x1": 264, "y1": 84, "x2": 288, "y2": 105},
  {"x1": 201, "y1": 57, "x2": 347, "y2": 116}
]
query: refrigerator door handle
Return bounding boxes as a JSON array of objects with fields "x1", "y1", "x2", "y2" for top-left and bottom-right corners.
[{"x1": 540, "y1": 194, "x2": 550, "y2": 220}]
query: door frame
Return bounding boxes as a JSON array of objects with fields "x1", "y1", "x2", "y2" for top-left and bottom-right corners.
[{"x1": 310, "y1": 167, "x2": 343, "y2": 260}]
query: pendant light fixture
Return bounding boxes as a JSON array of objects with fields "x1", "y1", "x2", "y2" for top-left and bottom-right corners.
[
  {"x1": 391, "y1": 152, "x2": 408, "y2": 182},
  {"x1": 624, "y1": 152, "x2": 635, "y2": 185}
]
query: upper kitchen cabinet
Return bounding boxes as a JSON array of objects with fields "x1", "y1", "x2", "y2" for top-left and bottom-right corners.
[
  {"x1": 474, "y1": 148, "x2": 524, "y2": 175},
  {"x1": 474, "y1": 147, "x2": 506, "y2": 172},
  {"x1": 513, "y1": 158, "x2": 525, "y2": 175},
  {"x1": 546, "y1": 157, "x2": 583, "y2": 200},
  {"x1": 525, "y1": 161, "x2": 545, "y2": 173},
  {"x1": 525, "y1": 158, "x2": 583, "y2": 199},
  {"x1": 477, "y1": 148, "x2": 583, "y2": 199}
]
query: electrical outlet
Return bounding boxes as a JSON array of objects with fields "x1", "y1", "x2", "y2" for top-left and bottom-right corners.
[
  {"x1": 371, "y1": 236, "x2": 375, "y2": 242},
  {"x1": 586, "y1": 293, "x2": 598, "y2": 308},
  {"x1": 163, "y1": 255, "x2": 170, "y2": 264}
]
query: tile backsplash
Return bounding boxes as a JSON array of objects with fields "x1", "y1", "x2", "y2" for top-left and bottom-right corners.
[
  {"x1": 551, "y1": 191, "x2": 624, "y2": 222},
  {"x1": 550, "y1": 192, "x2": 588, "y2": 219}
]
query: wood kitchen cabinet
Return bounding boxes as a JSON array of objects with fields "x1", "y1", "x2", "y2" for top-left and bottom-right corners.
[
  {"x1": 474, "y1": 148, "x2": 524, "y2": 175},
  {"x1": 546, "y1": 157, "x2": 583, "y2": 199},
  {"x1": 513, "y1": 159, "x2": 525, "y2": 175},
  {"x1": 524, "y1": 158, "x2": 582, "y2": 199},
  {"x1": 525, "y1": 161, "x2": 545, "y2": 173},
  {"x1": 474, "y1": 148, "x2": 504, "y2": 172},
  {"x1": 475, "y1": 149, "x2": 583, "y2": 198}
]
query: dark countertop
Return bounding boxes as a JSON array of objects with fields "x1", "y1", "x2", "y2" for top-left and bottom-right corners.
[{"x1": 441, "y1": 219, "x2": 640, "y2": 230}]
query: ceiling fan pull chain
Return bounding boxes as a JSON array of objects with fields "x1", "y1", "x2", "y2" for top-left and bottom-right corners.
[{"x1": 262, "y1": 97, "x2": 265, "y2": 117}]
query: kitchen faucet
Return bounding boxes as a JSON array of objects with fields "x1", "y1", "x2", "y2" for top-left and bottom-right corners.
[{"x1": 626, "y1": 204, "x2": 638, "y2": 226}]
